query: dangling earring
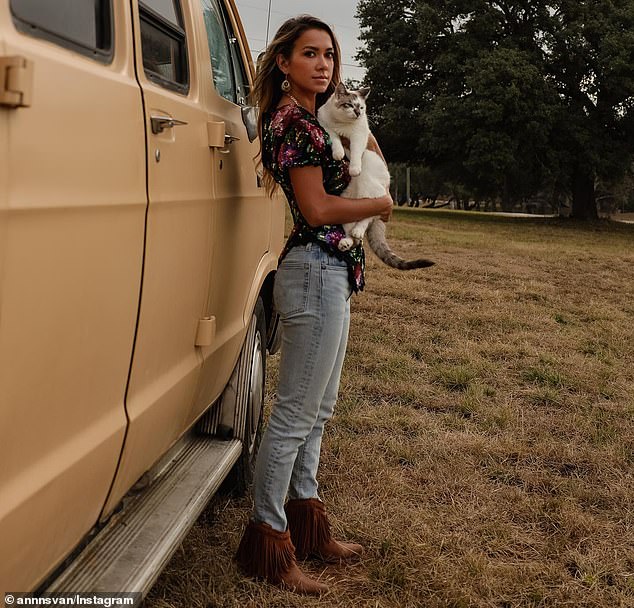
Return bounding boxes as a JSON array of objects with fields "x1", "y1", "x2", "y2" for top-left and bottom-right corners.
[{"x1": 281, "y1": 76, "x2": 291, "y2": 93}]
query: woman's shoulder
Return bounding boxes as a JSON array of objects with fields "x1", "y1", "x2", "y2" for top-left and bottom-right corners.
[
  {"x1": 268, "y1": 104, "x2": 324, "y2": 143},
  {"x1": 264, "y1": 104, "x2": 330, "y2": 172}
]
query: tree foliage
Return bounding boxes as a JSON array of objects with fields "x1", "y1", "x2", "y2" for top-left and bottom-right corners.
[{"x1": 357, "y1": 0, "x2": 634, "y2": 218}]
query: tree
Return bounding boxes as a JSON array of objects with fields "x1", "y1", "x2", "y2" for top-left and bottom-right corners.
[{"x1": 357, "y1": 0, "x2": 634, "y2": 219}]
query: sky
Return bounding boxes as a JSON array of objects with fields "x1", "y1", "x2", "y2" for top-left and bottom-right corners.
[{"x1": 234, "y1": 0, "x2": 366, "y2": 84}]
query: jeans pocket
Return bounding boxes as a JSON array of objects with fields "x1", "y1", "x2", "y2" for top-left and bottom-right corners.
[
  {"x1": 322, "y1": 263, "x2": 353, "y2": 302},
  {"x1": 274, "y1": 261, "x2": 310, "y2": 318}
]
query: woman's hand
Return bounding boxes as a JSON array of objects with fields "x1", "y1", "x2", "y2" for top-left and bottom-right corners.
[
  {"x1": 367, "y1": 133, "x2": 387, "y2": 164},
  {"x1": 377, "y1": 193, "x2": 393, "y2": 223}
]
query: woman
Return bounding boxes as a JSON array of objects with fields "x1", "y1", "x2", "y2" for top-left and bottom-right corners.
[{"x1": 236, "y1": 15, "x2": 393, "y2": 595}]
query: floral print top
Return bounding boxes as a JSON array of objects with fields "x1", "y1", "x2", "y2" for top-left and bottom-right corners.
[{"x1": 262, "y1": 103, "x2": 366, "y2": 292}]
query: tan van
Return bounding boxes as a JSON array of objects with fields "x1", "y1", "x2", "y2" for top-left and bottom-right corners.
[{"x1": 0, "y1": 0, "x2": 284, "y2": 595}]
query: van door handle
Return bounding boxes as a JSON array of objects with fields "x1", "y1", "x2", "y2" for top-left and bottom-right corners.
[
  {"x1": 150, "y1": 115, "x2": 188, "y2": 134},
  {"x1": 219, "y1": 133, "x2": 240, "y2": 154}
]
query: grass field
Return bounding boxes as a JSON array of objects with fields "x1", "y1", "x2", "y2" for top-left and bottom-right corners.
[{"x1": 145, "y1": 209, "x2": 634, "y2": 608}]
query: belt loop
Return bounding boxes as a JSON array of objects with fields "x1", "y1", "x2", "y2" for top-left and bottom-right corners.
[{"x1": 306, "y1": 242, "x2": 312, "y2": 251}]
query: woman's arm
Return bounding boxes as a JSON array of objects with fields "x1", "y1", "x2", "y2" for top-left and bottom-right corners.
[{"x1": 290, "y1": 166, "x2": 393, "y2": 228}]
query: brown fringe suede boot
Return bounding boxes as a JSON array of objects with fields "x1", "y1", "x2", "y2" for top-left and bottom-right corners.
[
  {"x1": 235, "y1": 520, "x2": 328, "y2": 595},
  {"x1": 285, "y1": 498, "x2": 363, "y2": 563}
]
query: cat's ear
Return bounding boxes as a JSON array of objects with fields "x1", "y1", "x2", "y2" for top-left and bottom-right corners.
[
  {"x1": 335, "y1": 82, "x2": 348, "y2": 96},
  {"x1": 358, "y1": 87, "x2": 371, "y2": 99}
]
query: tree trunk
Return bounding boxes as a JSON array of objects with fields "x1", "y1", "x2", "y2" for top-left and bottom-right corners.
[
  {"x1": 500, "y1": 176, "x2": 513, "y2": 212},
  {"x1": 571, "y1": 166, "x2": 598, "y2": 220}
]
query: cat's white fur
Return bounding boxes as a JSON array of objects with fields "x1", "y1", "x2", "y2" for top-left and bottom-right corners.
[
  {"x1": 337, "y1": 149, "x2": 390, "y2": 251},
  {"x1": 317, "y1": 84, "x2": 371, "y2": 177},
  {"x1": 317, "y1": 83, "x2": 389, "y2": 251}
]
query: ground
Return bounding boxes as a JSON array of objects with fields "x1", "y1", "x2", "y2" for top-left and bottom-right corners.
[{"x1": 145, "y1": 209, "x2": 634, "y2": 608}]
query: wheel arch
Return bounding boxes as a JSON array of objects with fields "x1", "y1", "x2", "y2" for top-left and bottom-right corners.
[{"x1": 244, "y1": 251, "x2": 280, "y2": 355}]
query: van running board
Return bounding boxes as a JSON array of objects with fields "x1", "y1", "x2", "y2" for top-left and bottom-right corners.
[{"x1": 47, "y1": 437, "x2": 243, "y2": 595}]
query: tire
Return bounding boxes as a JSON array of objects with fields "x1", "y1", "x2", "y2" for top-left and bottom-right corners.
[{"x1": 223, "y1": 297, "x2": 267, "y2": 495}]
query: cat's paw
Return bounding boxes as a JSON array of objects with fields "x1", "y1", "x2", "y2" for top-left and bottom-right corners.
[
  {"x1": 332, "y1": 143, "x2": 345, "y2": 161},
  {"x1": 351, "y1": 227, "x2": 365, "y2": 240},
  {"x1": 349, "y1": 164, "x2": 362, "y2": 177},
  {"x1": 338, "y1": 237, "x2": 354, "y2": 251}
]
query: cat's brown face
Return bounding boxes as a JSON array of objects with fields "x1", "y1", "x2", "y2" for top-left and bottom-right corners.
[{"x1": 331, "y1": 82, "x2": 370, "y2": 120}]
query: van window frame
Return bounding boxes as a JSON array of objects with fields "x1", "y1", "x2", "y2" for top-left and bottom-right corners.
[
  {"x1": 10, "y1": 0, "x2": 114, "y2": 64},
  {"x1": 224, "y1": 10, "x2": 250, "y2": 106},
  {"x1": 139, "y1": 0, "x2": 190, "y2": 95}
]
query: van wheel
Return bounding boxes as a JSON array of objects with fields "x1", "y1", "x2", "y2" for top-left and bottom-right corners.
[{"x1": 224, "y1": 297, "x2": 267, "y2": 495}]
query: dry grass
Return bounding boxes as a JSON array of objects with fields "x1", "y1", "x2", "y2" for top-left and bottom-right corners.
[{"x1": 145, "y1": 209, "x2": 634, "y2": 608}]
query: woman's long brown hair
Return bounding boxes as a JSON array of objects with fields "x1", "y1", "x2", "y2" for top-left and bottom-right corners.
[{"x1": 250, "y1": 15, "x2": 342, "y2": 195}]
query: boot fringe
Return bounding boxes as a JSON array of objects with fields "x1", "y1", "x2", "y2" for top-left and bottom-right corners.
[
  {"x1": 235, "y1": 520, "x2": 296, "y2": 584},
  {"x1": 285, "y1": 498, "x2": 332, "y2": 560}
]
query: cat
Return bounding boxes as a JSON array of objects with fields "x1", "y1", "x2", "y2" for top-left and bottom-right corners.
[{"x1": 317, "y1": 83, "x2": 434, "y2": 270}]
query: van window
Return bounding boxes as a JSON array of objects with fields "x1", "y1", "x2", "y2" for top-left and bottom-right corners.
[
  {"x1": 201, "y1": 0, "x2": 249, "y2": 105},
  {"x1": 140, "y1": 0, "x2": 189, "y2": 93},
  {"x1": 10, "y1": 0, "x2": 113, "y2": 62},
  {"x1": 228, "y1": 27, "x2": 249, "y2": 105}
]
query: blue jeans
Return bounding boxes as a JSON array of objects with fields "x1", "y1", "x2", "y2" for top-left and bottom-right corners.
[{"x1": 252, "y1": 242, "x2": 352, "y2": 532}]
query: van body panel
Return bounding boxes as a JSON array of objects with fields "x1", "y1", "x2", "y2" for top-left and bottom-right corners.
[
  {"x1": 0, "y1": 1, "x2": 146, "y2": 591},
  {"x1": 0, "y1": 39, "x2": 7, "y2": 326}
]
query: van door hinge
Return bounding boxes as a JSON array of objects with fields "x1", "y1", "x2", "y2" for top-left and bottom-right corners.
[
  {"x1": 0, "y1": 56, "x2": 34, "y2": 108},
  {"x1": 195, "y1": 316, "x2": 216, "y2": 347}
]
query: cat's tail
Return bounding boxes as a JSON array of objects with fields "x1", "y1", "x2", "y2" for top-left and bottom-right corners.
[{"x1": 366, "y1": 219, "x2": 435, "y2": 270}]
